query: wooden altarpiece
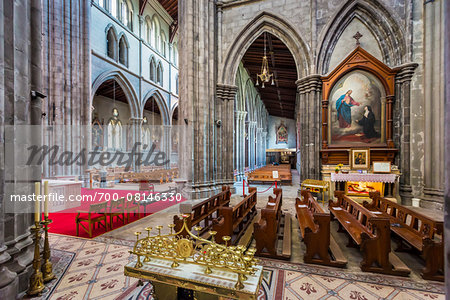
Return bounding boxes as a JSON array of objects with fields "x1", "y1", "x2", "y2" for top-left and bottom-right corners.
[{"x1": 320, "y1": 46, "x2": 399, "y2": 165}]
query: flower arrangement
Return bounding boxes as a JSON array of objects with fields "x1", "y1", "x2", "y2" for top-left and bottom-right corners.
[{"x1": 335, "y1": 163, "x2": 344, "y2": 173}]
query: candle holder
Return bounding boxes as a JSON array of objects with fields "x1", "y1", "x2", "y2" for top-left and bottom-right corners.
[
  {"x1": 41, "y1": 216, "x2": 55, "y2": 282},
  {"x1": 27, "y1": 222, "x2": 45, "y2": 296}
]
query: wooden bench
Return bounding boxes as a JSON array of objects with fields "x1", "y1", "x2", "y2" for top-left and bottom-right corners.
[
  {"x1": 253, "y1": 188, "x2": 291, "y2": 259},
  {"x1": 330, "y1": 191, "x2": 410, "y2": 276},
  {"x1": 364, "y1": 192, "x2": 444, "y2": 281},
  {"x1": 295, "y1": 190, "x2": 346, "y2": 267},
  {"x1": 174, "y1": 186, "x2": 231, "y2": 236},
  {"x1": 247, "y1": 165, "x2": 292, "y2": 184},
  {"x1": 212, "y1": 187, "x2": 257, "y2": 245}
]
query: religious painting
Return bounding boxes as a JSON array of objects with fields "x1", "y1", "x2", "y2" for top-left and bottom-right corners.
[
  {"x1": 276, "y1": 123, "x2": 288, "y2": 144},
  {"x1": 351, "y1": 149, "x2": 370, "y2": 169},
  {"x1": 345, "y1": 181, "x2": 384, "y2": 197},
  {"x1": 328, "y1": 70, "x2": 385, "y2": 146}
]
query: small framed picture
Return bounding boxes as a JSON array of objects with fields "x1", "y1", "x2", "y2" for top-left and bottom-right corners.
[
  {"x1": 373, "y1": 161, "x2": 391, "y2": 173},
  {"x1": 351, "y1": 149, "x2": 370, "y2": 170}
]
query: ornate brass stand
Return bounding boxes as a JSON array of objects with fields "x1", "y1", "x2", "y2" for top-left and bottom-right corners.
[
  {"x1": 27, "y1": 222, "x2": 45, "y2": 296},
  {"x1": 41, "y1": 216, "x2": 55, "y2": 282}
]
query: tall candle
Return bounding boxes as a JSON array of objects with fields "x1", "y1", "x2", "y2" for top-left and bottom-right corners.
[
  {"x1": 34, "y1": 182, "x2": 40, "y2": 222},
  {"x1": 44, "y1": 181, "x2": 49, "y2": 217}
]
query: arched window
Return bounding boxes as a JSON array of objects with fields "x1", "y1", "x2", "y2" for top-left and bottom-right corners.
[
  {"x1": 106, "y1": 27, "x2": 117, "y2": 60},
  {"x1": 119, "y1": 36, "x2": 128, "y2": 66},
  {"x1": 149, "y1": 57, "x2": 156, "y2": 81},
  {"x1": 160, "y1": 32, "x2": 167, "y2": 57},
  {"x1": 172, "y1": 43, "x2": 178, "y2": 66},
  {"x1": 157, "y1": 62, "x2": 163, "y2": 85},
  {"x1": 120, "y1": 0, "x2": 133, "y2": 30},
  {"x1": 145, "y1": 17, "x2": 152, "y2": 45},
  {"x1": 111, "y1": 0, "x2": 118, "y2": 17},
  {"x1": 99, "y1": 0, "x2": 106, "y2": 9},
  {"x1": 152, "y1": 16, "x2": 160, "y2": 51}
]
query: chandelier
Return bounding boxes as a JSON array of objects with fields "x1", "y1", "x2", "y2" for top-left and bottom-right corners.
[{"x1": 255, "y1": 32, "x2": 274, "y2": 88}]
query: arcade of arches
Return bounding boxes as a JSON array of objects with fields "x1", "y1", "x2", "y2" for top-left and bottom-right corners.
[{"x1": 0, "y1": 0, "x2": 449, "y2": 299}]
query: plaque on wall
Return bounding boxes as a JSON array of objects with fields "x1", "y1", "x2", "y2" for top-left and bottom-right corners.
[{"x1": 372, "y1": 161, "x2": 391, "y2": 173}]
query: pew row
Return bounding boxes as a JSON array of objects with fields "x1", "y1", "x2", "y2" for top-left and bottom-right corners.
[
  {"x1": 295, "y1": 190, "x2": 347, "y2": 267},
  {"x1": 212, "y1": 187, "x2": 257, "y2": 245},
  {"x1": 364, "y1": 192, "x2": 444, "y2": 281},
  {"x1": 173, "y1": 186, "x2": 231, "y2": 236},
  {"x1": 330, "y1": 191, "x2": 410, "y2": 276},
  {"x1": 253, "y1": 188, "x2": 291, "y2": 260}
]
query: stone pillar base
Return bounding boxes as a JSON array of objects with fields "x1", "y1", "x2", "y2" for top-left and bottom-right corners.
[
  {"x1": 399, "y1": 184, "x2": 413, "y2": 206},
  {"x1": 421, "y1": 187, "x2": 444, "y2": 210}
]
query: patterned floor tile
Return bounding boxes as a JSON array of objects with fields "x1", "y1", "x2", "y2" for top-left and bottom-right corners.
[
  {"x1": 356, "y1": 281, "x2": 396, "y2": 298},
  {"x1": 337, "y1": 283, "x2": 379, "y2": 300},
  {"x1": 287, "y1": 275, "x2": 328, "y2": 299},
  {"x1": 310, "y1": 274, "x2": 347, "y2": 290}
]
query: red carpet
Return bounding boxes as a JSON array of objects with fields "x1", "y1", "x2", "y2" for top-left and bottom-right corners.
[{"x1": 48, "y1": 188, "x2": 186, "y2": 238}]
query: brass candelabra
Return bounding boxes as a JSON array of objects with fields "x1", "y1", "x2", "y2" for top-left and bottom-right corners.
[
  {"x1": 130, "y1": 215, "x2": 259, "y2": 289},
  {"x1": 27, "y1": 222, "x2": 45, "y2": 296},
  {"x1": 41, "y1": 216, "x2": 55, "y2": 282}
]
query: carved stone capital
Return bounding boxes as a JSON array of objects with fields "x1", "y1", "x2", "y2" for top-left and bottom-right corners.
[
  {"x1": 216, "y1": 84, "x2": 237, "y2": 101},
  {"x1": 295, "y1": 75, "x2": 322, "y2": 94},
  {"x1": 394, "y1": 63, "x2": 418, "y2": 83}
]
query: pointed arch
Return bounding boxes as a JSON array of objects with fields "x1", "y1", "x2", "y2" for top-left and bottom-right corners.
[
  {"x1": 220, "y1": 12, "x2": 310, "y2": 85},
  {"x1": 118, "y1": 33, "x2": 129, "y2": 66},
  {"x1": 105, "y1": 24, "x2": 118, "y2": 60},
  {"x1": 170, "y1": 102, "x2": 178, "y2": 124},
  {"x1": 142, "y1": 89, "x2": 170, "y2": 125},
  {"x1": 91, "y1": 70, "x2": 139, "y2": 118},
  {"x1": 144, "y1": 16, "x2": 152, "y2": 44},
  {"x1": 149, "y1": 56, "x2": 156, "y2": 81},
  {"x1": 316, "y1": 0, "x2": 407, "y2": 74},
  {"x1": 156, "y1": 61, "x2": 163, "y2": 85}
]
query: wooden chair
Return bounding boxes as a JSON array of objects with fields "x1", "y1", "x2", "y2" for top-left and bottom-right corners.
[
  {"x1": 108, "y1": 198, "x2": 126, "y2": 229},
  {"x1": 125, "y1": 197, "x2": 140, "y2": 222},
  {"x1": 139, "y1": 181, "x2": 154, "y2": 194},
  {"x1": 76, "y1": 202, "x2": 108, "y2": 238}
]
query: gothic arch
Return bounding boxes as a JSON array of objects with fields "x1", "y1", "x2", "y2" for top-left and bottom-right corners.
[
  {"x1": 91, "y1": 70, "x2": 139, "y2": 118},
  {"x1": 316, "y1": 0, "x2": 407, "y2": 74},
  {"x1": 220, "y1": 12, "x2": 310, "y2": 85},
  {"x1": 244, "y1": 79, "x2": 255, "y2": 120},
  {"x1": 141, "y1": 89, "x2": 170, "y2": 125},
  {"x1": 169, "y1": 102, "x2": 178, "y2": 124}
]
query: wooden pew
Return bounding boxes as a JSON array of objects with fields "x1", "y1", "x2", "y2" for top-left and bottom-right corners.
[
  {"x1": 330, "y1": 191, "x2": 410, "y2": 276},
  {"x1": 247, "y1": 165, "x2": 292, "y2": 184},
  {"x1": 174, "y1": 186, "x2": 231, "y2": 236},
  {"x1": 253, "y1": 188, "x2": 291, "y2": 259},
  {"x1": 212, "y1": 187, "x2": 257, "y2": 245},
  {"x1": 364, "y1": 192, "x2": 444, "y2": 281},
  {"x1": 295, "y1": 190, "x2": 347, "y2": 267}
]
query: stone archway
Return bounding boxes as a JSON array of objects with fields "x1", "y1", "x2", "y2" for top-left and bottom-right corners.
[{"x1": 220, "y1": 12, "x2": 311, "y2": 86}]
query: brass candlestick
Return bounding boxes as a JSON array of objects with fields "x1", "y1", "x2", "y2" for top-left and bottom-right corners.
[
  {"x1": 27, "y1": 222, "x2": 45, "y2": 296},
  {"x1": 41, "y1": 216, "x2": 55, "y2": 282}
]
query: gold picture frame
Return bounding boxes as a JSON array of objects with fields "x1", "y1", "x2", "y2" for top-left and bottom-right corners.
[{"x1": 350, "y1": 149, "x2": 370, "y2": 169}]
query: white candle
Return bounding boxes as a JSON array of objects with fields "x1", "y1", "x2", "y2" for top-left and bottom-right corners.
[
  {"x1": 44, "y1": 181, "x2": 49, "y2": 217},
  {"x1": 34, "y1": 182, "x2": 40, "y2": 222}
]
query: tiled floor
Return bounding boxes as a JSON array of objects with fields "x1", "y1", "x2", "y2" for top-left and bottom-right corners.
[{"x1": 35, "y1": 234, "x2": 445, "y2": 300}]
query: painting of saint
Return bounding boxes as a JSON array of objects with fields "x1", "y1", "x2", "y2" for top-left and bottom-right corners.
[
  {"x1": 336, "y1": 90, "x2": 360, "y2": 128},
  {"x1": 329, "y1": 70, "x2": 384, "y2": 146},
  {"x1": 276, "y1": 124, "x2": 288, "y2": 144}
]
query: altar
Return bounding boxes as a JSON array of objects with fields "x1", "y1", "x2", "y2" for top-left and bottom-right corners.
[
  {"x1": 330, "y1": 172, "x2": 399, "y2": 198},
  {"x1": 124, "y1": 258, "x2": 263, "y2": 300},
  {"x1": 45, "y1": 180, "x2": 82, "y2": 212}
]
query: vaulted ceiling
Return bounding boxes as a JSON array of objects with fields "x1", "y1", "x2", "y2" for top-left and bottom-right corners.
[{"x1": 241, "y1": 33, "x2": 297, "y2": 119}]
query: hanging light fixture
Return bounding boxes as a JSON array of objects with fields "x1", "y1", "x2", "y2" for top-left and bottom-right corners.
[{"x1": 255, "y1": 33, "x2": 274, "y2": 88}]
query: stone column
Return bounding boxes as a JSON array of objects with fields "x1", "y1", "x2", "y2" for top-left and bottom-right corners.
[
  {"x1": 262, "y1": 131, "x2": 267, "y2": 166},
  {"x1": 296, "y1": 75, "x2": 322, "y2": 181},
  {"x1": 395, "y1": 63, "x2": 418, "y2": 206},
  {"x1": 444, "y1": 0, "x2": 450, "y2": 292},
  {"x1": 179, "y1": 0, "x2": 216, "y2": 199},
  {"x1": 216, "y1": 84, "x2": 237, "y2": 189},
  {"x1": 128, "y1": 118, "x2": 142, "y2": 172},
  {"x1": 422, "y1": 0, "x2": 445, "y2": 210},
  {"x1": 234, "y1": 111, "x2": 246, "y2": 180}
]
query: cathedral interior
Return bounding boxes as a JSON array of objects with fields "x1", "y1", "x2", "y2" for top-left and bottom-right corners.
[{"x1": 0, "y1": 0, "x2": 449, "y2": 299}]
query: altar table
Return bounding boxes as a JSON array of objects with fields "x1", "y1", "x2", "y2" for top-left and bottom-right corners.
[
  {"x1": 330, "y1": 172, "x2": 399, "y2": 197},
  {"x1": 124, "y1": 257, "x2": 263, "y2": 300}
]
